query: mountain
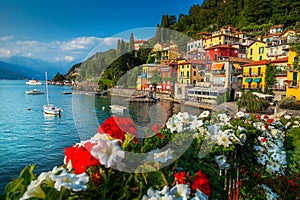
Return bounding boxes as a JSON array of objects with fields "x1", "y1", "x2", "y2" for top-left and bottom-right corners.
[
  {"x1": 0, "y1": 61, "x2": 38, "y2": 80},
  {"x1": 1, "y1": 56, "x2": 71, "y2": 78}
]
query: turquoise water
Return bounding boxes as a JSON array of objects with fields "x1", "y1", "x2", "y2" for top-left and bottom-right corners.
[{"x1": 0, "y1": 80, "x2": 193, "y2": 193}]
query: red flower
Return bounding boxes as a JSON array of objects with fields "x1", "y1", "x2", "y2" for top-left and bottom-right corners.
[
  {"x1": 263, "y1": 115, "x2": 269, "y2": 119},
  {"x1": 98, "y1": 116, "x2": 137, "y2": 141},
  {"x1": 174, "y1": 171, "x2": 187, "y2": 184},
  {"x1": 64, "y1": 144, "x2": 100, "y2": 174},
  {"x1": 264, "y1": 124, "x2": 269, "y2": 130},
  {"x1": 152, "y1": 123, "x2": 164, "y2": 139},
  {"x1": 255, "y1": 115, "x2": 261, "y2": 120},
  {"x1": 288, "y1": 179, "x2": 295, "y2": 187},
  {"x1": 191, "y1": 171, "x2": 211, "y2": 197},
  {"x1": 267, "y1": 118, "x2": 274, "y2": 123},
  {"x1": 260, "y1": 137, "x2": 267, "y2": 143}
]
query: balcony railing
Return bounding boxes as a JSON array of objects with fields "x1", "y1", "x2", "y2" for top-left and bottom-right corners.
[{"x1": 242, "y1": 73, "x2": 264, "y2": 77}]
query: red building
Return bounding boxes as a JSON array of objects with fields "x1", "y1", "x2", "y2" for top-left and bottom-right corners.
[
  {"x1": 157, "y1": 61, "x2": 178, "y2": 94},
  {"x1": 205, "y1": 45, "x2": 239, "y2": 62}
]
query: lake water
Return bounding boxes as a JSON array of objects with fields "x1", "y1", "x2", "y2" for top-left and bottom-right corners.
[{"x1": 0, "y1": 80, "x2": 203, "y2": 193}]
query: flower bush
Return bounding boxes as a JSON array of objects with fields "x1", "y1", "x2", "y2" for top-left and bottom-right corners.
[{"x1": 3, "y1": 111, "x2": 300, "y2": 199}]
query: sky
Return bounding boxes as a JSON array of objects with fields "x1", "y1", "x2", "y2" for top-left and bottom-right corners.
[{"x1": 0, "y1": 0, "x2": 203, "y2": 65}]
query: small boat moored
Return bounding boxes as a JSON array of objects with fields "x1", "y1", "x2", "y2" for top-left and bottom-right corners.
[
  {"x1": 25, "y1": 89, "x2": 44, "y2": 95},
  {"x1": 26, "y1": 79, "x2": 43, "y2": 85},
  {"x1": 43, "y1": 104, "x2": 62, "y2": 115}
]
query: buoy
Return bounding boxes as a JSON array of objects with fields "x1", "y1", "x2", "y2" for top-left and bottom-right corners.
[{"x1": 27, "y1": 107, "x2": 31, "y2": 110}]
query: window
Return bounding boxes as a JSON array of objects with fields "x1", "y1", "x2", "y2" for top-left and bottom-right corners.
[
  {"x1": 214, "y1": 54, "x2": 218, "y2": 61},
  {"x1": 259, "y1": 55, "x2": 262, "y2": 60},
  {"x1": 249, "y1": 68, "x2": 252, "y2": 75},
  {"x1": 292, "y1": 72, "x2": 298, "y2": 87},
  {"x1": 194, "y1": 71, "x2": 196, "y2": 76},
  {"x1": 187, "y1": 71, "x2": 190, "y2": 78},
  {"x1": 259, "y1": 47, "x2": 264, "y2": 54},
  {"x1": 180, "y1": 72, "x2": 184, "y2": 77},
  {"x1": 177, "y1": 88, "x2": 182, "y2": 94},
  {"x1": 258, "y1": 67, "x2": 261, "y2": 75},
  {"x1": 182, "y1": 65, "x2": 184, "y2": 69},
  {"x1": 250, "y1": 48, "x2": 253, "y2": 56},
  {"x1": 232, "y1": 76, "x2": 237, "y2": 83}
]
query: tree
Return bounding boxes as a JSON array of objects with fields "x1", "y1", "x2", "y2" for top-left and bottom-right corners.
[
  {"x1": 265, "y1": 64, "x2": 276, "y2": 94},
  {"x1": 52, "y1": 72, "x2": 65, "y2": 82},
  {"x1": 128, "y1": 33, "x2": 135, "y2": 52},
  {"x1": 237, "y1": 91, "x2": 270, "y2": 113}
]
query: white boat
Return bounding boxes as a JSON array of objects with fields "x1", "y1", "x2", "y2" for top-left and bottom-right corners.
[
  {"x1": 25, "y1": 89, "x2": 44, "y2": 95},
  {"x1": 43, "y1": 72, "x2": 62, "y2": 116},
  {"x1": 26, "y1": 79, "x2": 43, "y2": 85},
  {"x1": 109, "y1": 105, "x2": 128, "y2": 115}
]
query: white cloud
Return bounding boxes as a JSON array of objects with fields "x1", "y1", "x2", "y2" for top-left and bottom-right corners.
[
  {"x1": 0, "y1": 48, "x2": 11, "y2": 57},
  {"x1": 59, "y1": 36, "x2": 104, "y2": 51},
  {"x1": 102, "y1": 37, "x2": 121, "y2": 46},
  {"x1": 64, "y1": 56, "x2": 74, "y2": 62},
  {"x1": 0, "y1": 35, "x2": 13, "y2": 41}
]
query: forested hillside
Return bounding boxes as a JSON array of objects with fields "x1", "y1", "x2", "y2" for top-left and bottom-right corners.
[{"x1": 162, "y1": 0, "x2": 300, "y2": 36}]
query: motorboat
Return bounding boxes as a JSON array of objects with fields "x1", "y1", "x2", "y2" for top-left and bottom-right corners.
[
  {"x1": 26, "y1": 79, "x2": 43, "y2": 85},
  {"x1": 25, "y1": 89, "x2": 44, "y2": 95}
]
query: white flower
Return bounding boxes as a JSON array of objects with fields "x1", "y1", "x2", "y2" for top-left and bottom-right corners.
[
  {"x1": 239, "y1": 133, "x2": 247, "y2": 144},
  {"x1": 142, "y1": 186, "x2": 173, "y2": 200},
  {"x1": 218, "y1": 113, "x2": 231, "y2": 122},
  {"x1": 192, "y1": 189, "x2": 209, "y2": 200},
  {"x1": 20, "y1": 179, "x2": 46, "y2": 200},
  {"x1": 199, "y1": 110, "x2": 210, "y2": 118},
  {"x1": 257, "y1": 153, "x2": 269, "y2": 165},
  {"x1": 50, "y1": 169, "x2": 89, "y2": 191},
  {"x1": 215, "y1": 155, "x2": 230, "y2": 169},
  {"x1": 235, "y1": 111, "x2": 245, "y2": 118},
  {"x1": 260, "y1": 184, "x2": 279, "y2": 200},
  {"x1": 213, "y1": 131, "x2": 232, "y2": 147},
  {"x1": 266, "y1": 161, "x2": 281, "y2": 173},
  {"x1": 284, "y1": 115, "x2": 291, "y2": 120},
  {"x1": 91, "y1": 138, "x2": 125, "y2": 168},
  {"x1": 170, "y1": 184, "x2": 190, "y2": 200},
  {"x1": 154, "y1": 148, "x2": 173, "y2": 163},
  {"x1": 190, "y1": 119, "x2": 204, "y2": 130}
]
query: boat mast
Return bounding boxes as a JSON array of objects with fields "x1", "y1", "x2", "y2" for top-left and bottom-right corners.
[{"x1": 45, "y1": 72, "x2": 49, "y2": 105}]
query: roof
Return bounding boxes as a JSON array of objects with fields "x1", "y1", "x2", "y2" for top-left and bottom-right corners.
[
  {"x1": 248, "y1": 40, "x2": 266, "y2": 47},
  {"x1": 243, "y1": 60, "x2": 270, "y2": 67},
  {"x1": 205, "y1": 44, "x2": 239, "y2": 50},
  {"x1": 270, "y1": 24, "x2": 284, "y2": 29},
  {"x1": 226, "y1": 57, "x2": 253, "y2": 63},
  {"x1": 270, "y1": 57, "x2": 288, "y2": 64}
]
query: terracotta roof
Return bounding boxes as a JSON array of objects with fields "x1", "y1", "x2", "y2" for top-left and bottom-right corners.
[
  {"x1": 270, "y1": 24, "x2": 284, "y2": 29},
  {"x1": 226, "y1": 57, "x2": 253, "y2": 63},
  {"x1": 243, "y1": 60, "x2": 270, "y2": 66},
  {"x1": 270, "y1": 57, "x2": 288, "y2": 63},
  {"x1": 187, "y1": 60, "x2": 206, "y2": 64},
  {"x1": 205, "y1": 44, "x2": 239, "y2": 50},
  {"x1": 134, "y1": 40, "x2": 146, "y2": 43}
]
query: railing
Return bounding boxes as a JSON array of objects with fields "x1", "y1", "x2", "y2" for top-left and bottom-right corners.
[{"x1": 242, "y1": 73, "x2": 264, "y2": 77}]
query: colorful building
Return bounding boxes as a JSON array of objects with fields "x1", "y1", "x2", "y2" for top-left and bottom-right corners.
[
  {"x1": 242, "y1": 60, "x2": 269, "y2": 91},
  {"x1": 247, "y1": 41, "x2": 267, "y2": 61},
  {"x1": 177, "y1": 60, "x2": 204, "y2": 85},
  {"x1": 285, "y1": 50, "x2": 300, "y2": 100},
  {"x1": 285, "y1": 70, "x2": 300, "y2": 100},
  {"x1": 269, "y1": 57, "x2": 288, "y2": 91},
  {"x1": 205, "y1": 45, "x2": 239, "y2": 62}
]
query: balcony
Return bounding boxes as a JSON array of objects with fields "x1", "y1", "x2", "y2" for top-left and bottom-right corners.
[
  {"x1": 267, "y1": 51, "x2": 288, "y2": 57},
  {"x1": 242, "y1": 73, "x2": 264, "y2": 77},
  {"x1": 211, "y1": 70, "x2": 226, "y2": 75}
]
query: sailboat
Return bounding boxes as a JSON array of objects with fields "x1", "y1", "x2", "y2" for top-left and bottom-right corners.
[{"x1": 43, "y1": 72, "x2": 62, "y2": 115}]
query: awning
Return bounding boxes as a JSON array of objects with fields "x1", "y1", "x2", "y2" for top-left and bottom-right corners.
[
  {"x1": 233, "y1": 64, "x2": 242, "y2": 70},
  {"x1": 254, "y1": 78, "x2": 262, "y2": 83},
  {"x1": 245, "y1": 78, "x2": 252, "y2": 83},
  {"x1": 212, "y1": 63, "x2": 224, "y2": 70}
]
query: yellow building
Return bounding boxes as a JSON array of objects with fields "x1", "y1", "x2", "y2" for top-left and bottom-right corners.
[
  {"x1": 203, "y1": 34, "x2": 240, "y2": 48},
  {"x1": 247, "y1": 41, "x2": 267, "y2": 61},
  {"x1": 288, "y1": 50, "x2": 298, "y2": 67},
  {"x1": 285, "y1": 50, "x2": 300, "y2": 99},
  {"x1": 177, "y1": 60, "x2": 203, "y2": 85},
  {"x1": 285, "y1": 70, "x2": 300, "y2": 99},
  {"x1": 242, "y1": 60, "x2": 269, "y2": 91}
]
